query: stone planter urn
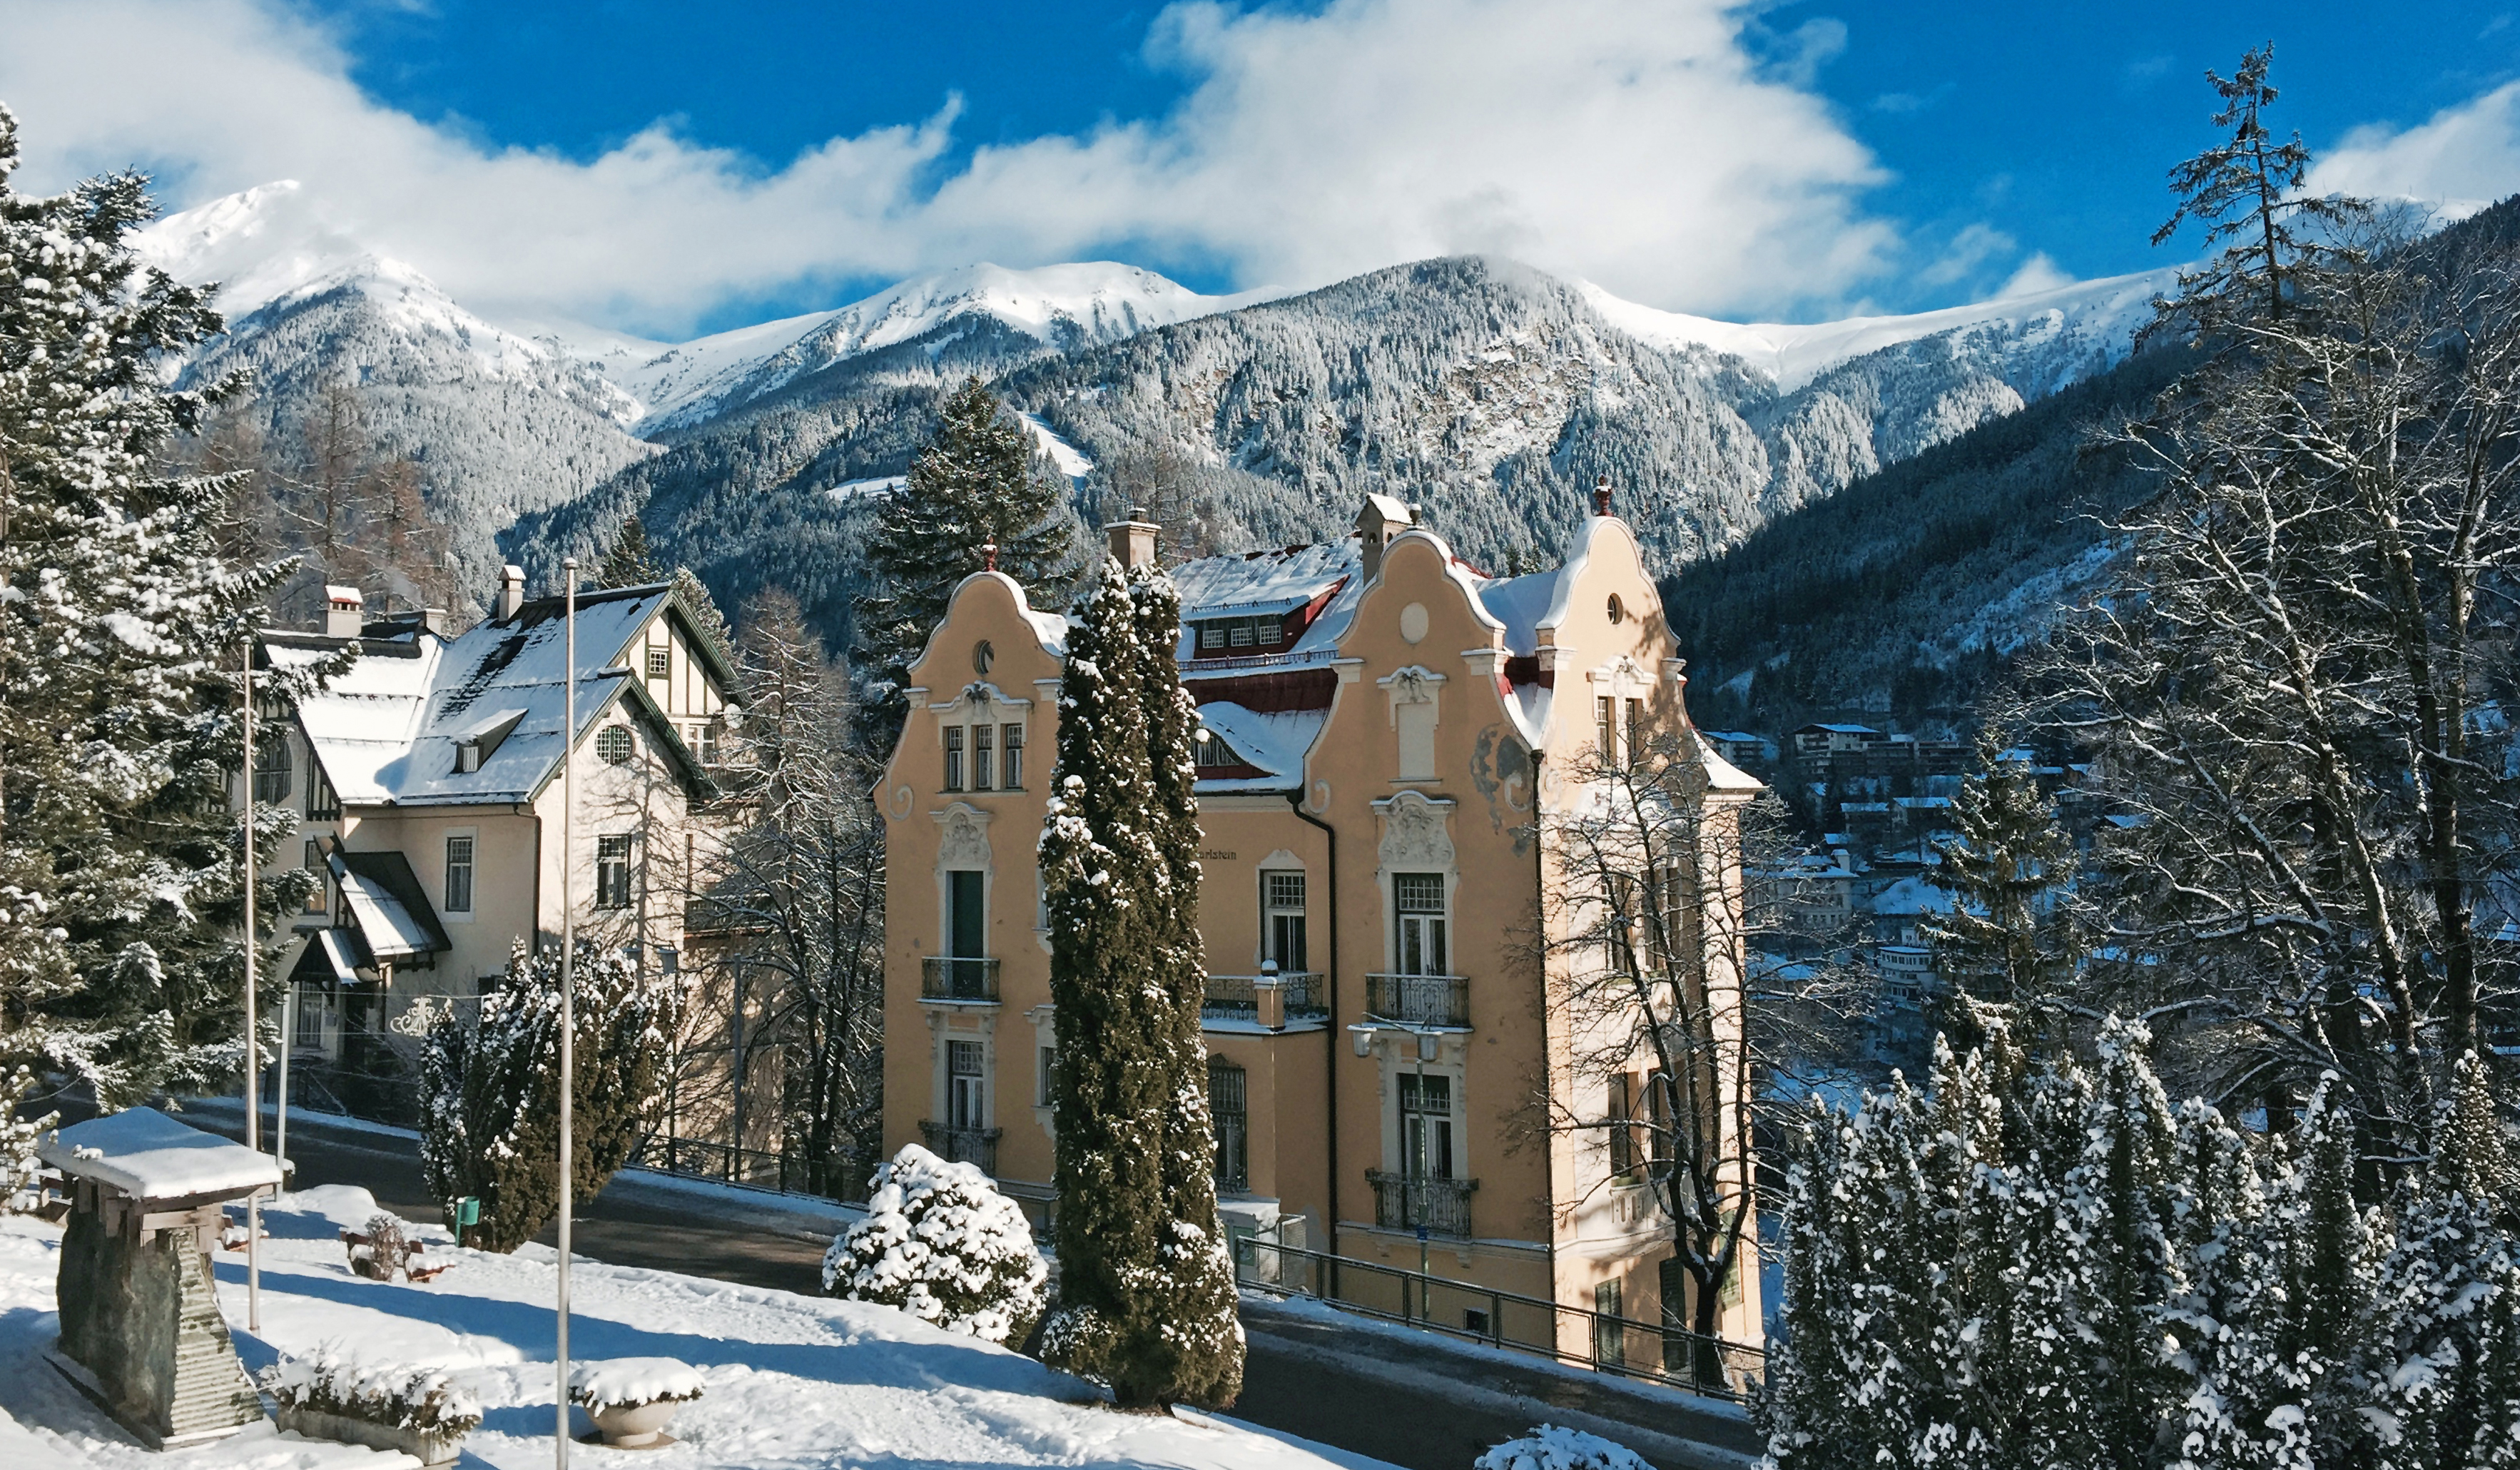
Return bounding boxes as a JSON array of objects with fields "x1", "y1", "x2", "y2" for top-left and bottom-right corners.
[
  {"x1": 586, "y1": 1397, "x2": 681, "y2": 1449},
  {"x1": 276, "y1": 1403, "x2": 467, "y2": 1468},
  {"x1": 570, "y1": 1358, "x2": 704, "y2": 1450}
]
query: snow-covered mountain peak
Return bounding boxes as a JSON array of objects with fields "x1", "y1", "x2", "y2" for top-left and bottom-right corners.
[
  {"x1": 137, "y1": 179, "x2": 375, "y2": 322},
  {"x1": 1580, "y1": 267, "x2": 2179, "y2": 392},
  {"x1": 601, "y1": 260, "x2": 1269, "y2": 434}
]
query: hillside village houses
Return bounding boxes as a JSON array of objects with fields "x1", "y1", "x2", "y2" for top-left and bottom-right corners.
[
  {"x1": 881, "y1": 490, "x2": 1767, "y2": 1364},
  {"x1": 238, "y1": 569, "x2": 762, "y2": 1171}
]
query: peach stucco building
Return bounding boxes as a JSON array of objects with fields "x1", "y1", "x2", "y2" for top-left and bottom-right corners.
[{"x1": 880, "y1": 493, "x2": 1764, "y2": 1360}]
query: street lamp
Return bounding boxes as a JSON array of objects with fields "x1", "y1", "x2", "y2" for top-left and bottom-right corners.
[{"x1": 557, "y1": 558, "x2": 579, "y2": 1466}]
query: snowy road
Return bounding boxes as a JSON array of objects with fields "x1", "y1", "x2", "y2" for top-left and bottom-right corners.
[{"x1": 171, "y1": 1109, "x2": 1755, "y2": 1470}]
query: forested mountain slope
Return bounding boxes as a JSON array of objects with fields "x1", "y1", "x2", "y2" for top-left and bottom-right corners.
[{"x1": 514, "y1": 255, "x2": 2160, "y2": 650}]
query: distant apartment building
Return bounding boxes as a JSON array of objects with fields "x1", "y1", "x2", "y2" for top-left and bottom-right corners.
[
  {"x1": 880, "y1": 495, "x2": 1766, "y2": 1364},
  {"x1": 242, "y1": 574, "x2": 761, "y2": 1167}
]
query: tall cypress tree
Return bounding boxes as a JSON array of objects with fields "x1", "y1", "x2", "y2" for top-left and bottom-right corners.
[
  {"x1": 1038, "y1": 557, "x2": 1239, "y2": 1408},
  {"x1": 594, "y1": 513, "x2": 666, "y2": 588},
  {"x1": 852, "y1": 375, "x2": 1071, "y2": 749}
]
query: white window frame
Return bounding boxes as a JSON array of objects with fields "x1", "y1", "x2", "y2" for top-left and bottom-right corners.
[{"x1": 441, "y1": 827, "x2": 477, "y2": 921}]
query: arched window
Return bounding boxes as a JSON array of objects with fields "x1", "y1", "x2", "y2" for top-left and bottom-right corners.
[{"x1": 1209, "y1": 1058, "x2": 1249, "y2": 1193}]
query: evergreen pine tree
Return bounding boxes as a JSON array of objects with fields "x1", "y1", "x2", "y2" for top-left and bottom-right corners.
[
  {"x1": 1927, "y1": 739, "x2": 2078, "y2": 1033},
  {"x1": 1037, "y1": 558, "x2": 1236, "y2": 1408},
  {"x1": 2268, "y1": 1078, "x2": 2391, "y2": 1464},
  {"x1": 852, "y1": 375, "x2": 1072, "y2": 749},
  {"x1": 0, "y1": 108, "x2": 302, "y2": 1103},
  {"x1": 1759, "y1": 1098, "x2": 1864, "y2": 1469},
  {"x1": 417, "y1": 941, "x2": 668, "y2": 1252},
  {"x1": 821, "y1": 1142, "x2": 1047, "y2": 1345},
  {"x1": 2061, "y1": 1019, "x2": 2190, "y2": 1470},
  {"x1": 595, "y1": 514, "x2": 666, "y2": 587}
]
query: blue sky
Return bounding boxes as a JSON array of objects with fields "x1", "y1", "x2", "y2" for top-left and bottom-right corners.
[{"x1": 4, "y1": 1, "x2": 2516, "y2": 336}]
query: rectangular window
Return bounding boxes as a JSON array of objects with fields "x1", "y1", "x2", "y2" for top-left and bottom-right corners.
[
  {"x1": 943, "y1": 726, "x2": 965, "y2": 791},
  {"x1": 1038, "y1": 1045, "x2": 1057, "y2": 1107},
  {"x1": 1608, "y1": 1073, "x2": 1635, "y2": 1178},
  {"x1": 1201, "y1": 623, "x2": 1225, "y2": 650},
  {"x1": 1399, "y1": 1071, "x2": 1454, "y2": 1180},
  {"x1": 1395, "y1": 873, "x2": 1448, "y2": 976},
  {"x1": 1265, "y1": 871, "x2": 1308, "y2": 971},
  {"x1": 947, "y1": 1040, "x2": 986, "y2": 1131},
  {"x1": 1210, "y1": 1058, "x2": 1249, "y2": 1192},
  {"x1": 1002, "y1": 724, "x2": 1024, "y2": 789},
  {"x1": 293, "y1": 985, "x2": 324, "y2": 1050},
  {"x1": 596, "y1": 834, "x2": 632, "y2": 909},
  {"x1": 1626, "y1": 699, "x2": 1646, "y2": 764},
  {"x1": 1229, "y1": 620, "x2": 1254, "y2": 647},
  {"x1": 646, "y1": 645, "x2": 669, "y2": 681},
  {"x1": 1660, "y1": 1257, "x2": 1690, "y2": 1373},
  {"x1": 972, "y1": 724, "x2": 994, "y2": 790},
  {"x1": 1595, "y1": 1280, "x2": 1626, "y2": 1365},
  {"x1": 1647, "y1": 1070, "x2": 1672, "y2": 1167},
  {"x1": 694, "y1": 722, "x2": 719, "y2": 766},
  {"x1": 303, "y1": 839, "x2": 329, "y2": 916},
  {"x1": 1257, "y1": 617, "x2": 1281, "y2": 647},
  {"x1": 444, "y1": 836, "x2": 474, "y2": 913},
  {"x1": 252, "y1": 736, "x2": 293, "y2": 804},
  {"x1": 1597, "y1": 696, "x2": 1616, "y2": 766}
]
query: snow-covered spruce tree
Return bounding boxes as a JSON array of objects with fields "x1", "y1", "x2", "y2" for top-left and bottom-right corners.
[
  {"x1": 594, "y1": 514, "x2": 665, "y2": 589},
  {"x1": 1037, "y1": 557, "x2": 1241, "y2": 1408},
  {"x1": 2365, "y1": 1054, "x2": 2520, "y2": 1470},
  {"x1": 1926, "y1": 739, "x2": 2079, "y2": 1029},
  {"x1": 0, "y1": 107, "x2": 307, "y2": 1105},
  {"x1": 820, "y1": 1142, "x2": 1047, "y2": 1344},
  {"x1": 851, "y1": 375, "x2": 1073, "y2": 749},
  {"x1": 418, "y1": 941, "x2": 668, "y2": 1252}
]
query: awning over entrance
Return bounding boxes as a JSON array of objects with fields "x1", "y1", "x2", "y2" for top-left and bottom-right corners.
[
  {"x1": 320, "y1": 840, "x2": 450, "y2": 964},
  {"x1": 289, "y1": 928, "x2": 364, "y2": 985}
]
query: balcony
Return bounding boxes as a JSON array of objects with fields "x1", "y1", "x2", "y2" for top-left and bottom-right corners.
[
  {"x1": 1366, "y1": 1169, "x2": 1478, "y2": 1237},
  {"x1": 920, "y1": 956, "x2": 1000, "y2": 1003},
  {"x1": 1364, "y1": 973, "x2": 1469, "y2": 1028},
  {"x1": 1202, "y1": 970, "x2": 1326, "y2": 1017},
  {"x1": 919, "y1": 1121, "x2": 1002, "y2": 1173}
]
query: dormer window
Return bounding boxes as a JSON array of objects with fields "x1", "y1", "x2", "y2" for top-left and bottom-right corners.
[{"x1": 1192, "y1": 616, "x2": 1284, "y2": 658}]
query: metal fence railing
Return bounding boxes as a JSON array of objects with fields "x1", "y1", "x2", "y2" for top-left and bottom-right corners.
[
  {"x1": 1363, "y1": 972, "x2": 1470, "y2": 1027},
  {"x1": 1231, "y1": 1235, "x2": 1764, "y2": 1403},
  {"x1": 1201, "y1": 971, "x2": 1326, "y2": 1016},
  {"x1": 920, "y1": 956, "x2": 1000, "y2": 1002},
  {"x1": 1363, "y1": 1169, "x2": 1478, "y2": 1237}
]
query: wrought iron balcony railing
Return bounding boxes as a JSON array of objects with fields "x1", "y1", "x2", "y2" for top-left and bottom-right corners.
[
  {"x1": 1201, "y1": 970, "x2": 1325, "y2": 1015},
  {"x1": 920, "y1": 956, "x2": 1000, "y2": 1002},
  {"x1": 1364, "y1": 972, "x2": 1470, "y2": 1028},
  {"x1": 1366, "y1": 1169, "x2": 1478, "y2": 1237},
  {"x1": 918, "y1": 1121, "x2": 1002, "y2": 1174}
]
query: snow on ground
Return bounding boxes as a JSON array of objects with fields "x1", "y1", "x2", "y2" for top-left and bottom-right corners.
[{"x1": 0, "y1": 1211, "x2": 1386, "y2": 1470}]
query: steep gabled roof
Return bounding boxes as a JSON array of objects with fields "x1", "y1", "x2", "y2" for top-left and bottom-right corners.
[{"x1": 267, "y1": 582, "x2": 728, "y2": 808}]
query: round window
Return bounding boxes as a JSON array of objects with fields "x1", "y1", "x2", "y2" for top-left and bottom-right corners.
[
  {"x1": 1607, "y1": 594, "x2": 1626, "y2": 624},
  {"x1": 972, "y1": 639, "x2": 995, "y2": 676},
  {"x1": 597, "y1": 726, "x2": 634, "y2": 764}
]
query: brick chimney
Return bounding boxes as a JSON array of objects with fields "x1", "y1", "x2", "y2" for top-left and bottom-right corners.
[
  {"x1": 324, "y1": 585, "x2": 364, "y2": 639},
  {"x1": 1107, "y1": 507, "x2": 1159, "y2": 570},
  {"x1": 497, "y1": 564, "x2": 527, "y2": 619}
]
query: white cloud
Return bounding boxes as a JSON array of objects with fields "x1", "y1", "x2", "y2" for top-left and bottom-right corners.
[
  {"x1": 1996, "y1": 253, "x2": 2074, "y2": 299},
  {"x1": 2309, "y1": 81, "x2": 2520, "y2": 218},
  {"x1": 0, "y1": 0, "x2": 1895, "y2": 335}
]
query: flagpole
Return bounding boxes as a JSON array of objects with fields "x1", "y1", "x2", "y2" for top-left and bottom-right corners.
[
  {"x1": 557, "y1": 559, "x2": 578, "y2": 1466},
  {"x1": 242, "y1": 642, "x2": 261, "y2": 1332}
]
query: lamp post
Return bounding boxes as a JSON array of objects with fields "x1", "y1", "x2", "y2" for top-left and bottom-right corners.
[
  {"x1": 556, "y1": 558, "x2": 578, "y2": 1466},
  {"x1": 241, "y1": 643, "x2": 262, "y2": 1333}
]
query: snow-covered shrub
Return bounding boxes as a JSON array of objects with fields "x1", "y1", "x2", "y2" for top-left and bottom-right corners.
[
  {"x1": 1475, "y1": 1425, "x2": 1653, "y2": 1470},
  {"x1": 823, "y1": 1143, "x2": 1047, "y2": 1344},
  {"x1": 260, "y1": 1349, "x2": 483, "y2": 1435},
  {"x1": 418, "y1": 940, "x2": 667, "y2": 1252},
  {"x1": 345, "y1": 1212, "x2": 425, "y2": 1281},
  {"x1": 569, "y1": 1357, "x2": 706, "y2": 1411}
]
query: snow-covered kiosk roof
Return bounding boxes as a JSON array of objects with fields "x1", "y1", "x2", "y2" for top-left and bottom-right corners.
[{"x1": 39, "y1": 1108, "x2": 282, "y2": 1205}]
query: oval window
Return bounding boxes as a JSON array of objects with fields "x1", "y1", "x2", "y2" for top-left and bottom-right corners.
[
  {"x1": 1606, "y1": 594, "x2": 1626, "y2": 624},
  {"x1": 597, "y1": 726, "x2": 634, "y2": 764},
  {"x1": 972, "y1": 639, "x2": 995, "y2": 676}
]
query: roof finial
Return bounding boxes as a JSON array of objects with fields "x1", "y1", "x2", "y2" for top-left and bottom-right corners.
[
  {"x1": 1592, "y1": 474, "x2": 1612, "y2": 517},
  {"x1": 982, "y1": 541, "x2": 998, "y2": 572}
]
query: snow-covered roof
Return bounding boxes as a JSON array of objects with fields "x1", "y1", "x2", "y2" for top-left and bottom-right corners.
[
  {"x1": 269, "y1": 583, "x2": 721, "y2": 808},
  {"x1": 1694, "y1": 732, "x2": 1766, "y2": 794},
  {"x1": 330, "y1": 845, "x2": 449, "y2": 960},
  {"x1": 1476, "y1": 570, "x2": 1557, "y2": 655},
  {"x1": 1871, "y1": 875, "x2": 1956, "y2": 916},
  {"x1": 1194, "y1": 703, "x2": 1327, "y2": 793},
  {"x1": 39, "y1": 1107, "x2": 283, "y2": 1202},
  {"x1": 1173, "y1": 540, "x2": 1357, "y2": 635}
]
